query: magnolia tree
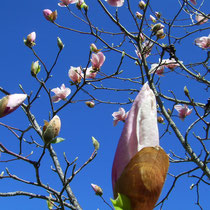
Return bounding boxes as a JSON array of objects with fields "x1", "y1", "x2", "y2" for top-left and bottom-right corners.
[{"x1": 0, "y1": 0, "x2": 209, "y2": 209}]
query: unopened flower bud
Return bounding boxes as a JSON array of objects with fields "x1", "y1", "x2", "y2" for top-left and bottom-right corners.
[
  {"x1": 43, "y1": 115, "x2": 61, "y2": 144},
  {"x1": 77, "y1": 0, "x2": 88, "y2": 10},
  {"x1": 167, "y1": 108, "x2": 171, "y2": 115},
  {"x1": 157, "y1": 116, "x2": 164, "y2": 123},
  {"x1": 136, "y1": 11, "x2": 142, "y2": 19},
  {"x1": 152, "y1": 23, "x2": 164, "y2": 33},
  {"x1": 90, "y1": 43, "x2": 100, "y2": 53},
  {"x1": 155, "y1": 12, "x2": 161, "y2": 19},
  {"x1": 43, "y1": 9, "x2": 57, "y2": 22},
  {"x1": 190, "y1": 184, "x2": 195, "y2": 190},
  {"x1": 91, "y1": 183, "x2": 103, "y2": 196},
  {"x1": 92, "y1": 136, "x2": 100, "y2": 151},
  {"x1": 50, "y1": 10, "x2": 58, "y2": 22},
  {"x1": 150, "y1": 15, "x2": 156, "y2": 23},
  {"x1": 57, "y1": 37, "x2": 64, "y2": 50},
  {"x1": 85, "y1": 101, "x2": 95, "y2": 108},
  {"x1": 139, "y1": 0, "x2": 146, "y2": 10},
  {"x1": 0, "y1": 94, "x2": 27, "y2": 118},
  {"x1": 43, "y1": 9, "x2": 52, "y2": 21},
  {"x1": 184, "y1": 86, "x2": 189, "y2": 97},
  {"x1": 31, "y1": 61, "x2": 41, "y2": 77},
  {"x1": 24, "y1": 32, "x2": 36, "y2": 48},
  {"x1": 156, "y1": 29, "x2": 165, "y2": 39}
]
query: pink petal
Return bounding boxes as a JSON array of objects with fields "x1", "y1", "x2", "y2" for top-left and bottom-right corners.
[{"x1": 106, "y1": 0, "x2": 124, "y2": 7}]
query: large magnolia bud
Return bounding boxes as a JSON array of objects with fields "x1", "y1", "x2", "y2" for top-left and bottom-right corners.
[
  {"x1": 0, "y1": 94, "x2": 27, "y2": 118},
  {"x1": 114, "y1": 146, "x2": 169, "y2": 210},
  {"x1": 43, "y1": 115, "x2": 61, "y2": 144},
  {"x1": 112, "y1": 83, "x2": 169, "y2": 209}
]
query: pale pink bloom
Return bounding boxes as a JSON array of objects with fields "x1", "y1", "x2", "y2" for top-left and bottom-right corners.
[
  {"x1": 150, "y1": 15, "x2": 156, "y2": 23},
  {"x1": 105, "y1": 0, "x2": 124, "y2": 7},
  {"x1": 43, "y1": 9, "x2": 52, "y2": 21},
  {"x1": 84, "y1": 67, "x2": 97, "y2": 79},
  {"x1": 195, "y1": 35, "x2": 210, "y2": 49},
  {"x1": 68, "y1": 66, "x2": 83, "y2": 83},
  {"x1": 189, "y1": 0, "x2": 196, "y2": 5},
  {"x1": 195, "y1": 13, "x2": 208, "y2": 25},
  {"x1": 112, "y1": 83, "x2": 159, "y2": 188},
  {"x1": 162, "y1": 58, "x2": 182, "y2": 69},
  {"x1": 27, "y1": 32, "x2": 36, "y2": 42},
  {"x1": 91, "y1": 52, "x2": 106, "y2": 70},
  {"x1": 174, "y1": 104, "x2": 192, "y2": 121},
  {"x1": 51, "y1": 84, "x2": 71, "y2": 103},
  {"x1": 150, "y1": 63, "x2": 165, "y2": 76},
  {"x1": 0, "y1": 94, "x2": 27, "y2": 118},
  {"x1": 112, "y1": 107, "x2": 128, "y2": 126},
  {"x1": 58, "y1": 0, "x2": 78, "y2": 7}
]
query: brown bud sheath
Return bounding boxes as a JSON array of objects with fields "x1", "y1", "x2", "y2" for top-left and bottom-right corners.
[{"x1": 113, "y1": 147, "x2": 169, "y2": 210}]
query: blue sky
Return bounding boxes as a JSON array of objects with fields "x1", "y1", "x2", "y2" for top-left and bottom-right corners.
[{"x1": 0, "y1": 0, "x2": 209, "y2": 209}]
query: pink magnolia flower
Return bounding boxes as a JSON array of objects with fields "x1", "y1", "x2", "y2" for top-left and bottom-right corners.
[
  {"x1": 105, "y1": 0, "x2": 124, "y2": 7},
  {"x1": 0, "y1": 94, "x2": 27, "y2": 118},
  {"x1": 150, "y1": 63, "x2": 165, "y2": 76},
  {"x1": 195, "y1": 35, "x2": 210, "y2": 49},
  {"x1": 174, "y1": 104, "x2": 192, "y2": 121},
  {"x1": 162, "y1": 58, "x2": 182, "y2": 69},
  {"x1": 112, "y1": 107, "x2": 128, "y2": 126},
  {"x1": 51, "y1": 84, "x2": 71, "y2": 103},
  {"x1": 84, "y1": 67, "x2": 97, "y2": 79},
  {"x1": 68, "y1": 66, "x2": 83, "y2": 83},
  {"x1": 195, "y1": 13, "x2": 208, "y2": 25},
  {"x1": 91, "y1": 52, "x2": 106, "y2": 70},
  {"x1": 112, "y1": 83, "x2": 159, "y2": 188},
  {"x1": 189, "y1": 0, "x2": 196, "y2": 5},
  {"x1": 58, "y1": 0, "x2": 78, "y2": 7},
  {"x1": 43, "y1": 9, "x2": 52, "y2": 21}
]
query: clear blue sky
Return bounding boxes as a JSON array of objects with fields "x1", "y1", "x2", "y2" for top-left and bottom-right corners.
[{"x1": 0, "y1": 0, "x2": 209, "y2": 209}]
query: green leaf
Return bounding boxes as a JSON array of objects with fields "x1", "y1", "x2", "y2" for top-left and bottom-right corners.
[
  {"x1": 110, "y1": 193, "x2": 131, "y2": 210},
  {"x1": 50, "y1": 137, "x2": 65, "y2": 144}
]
